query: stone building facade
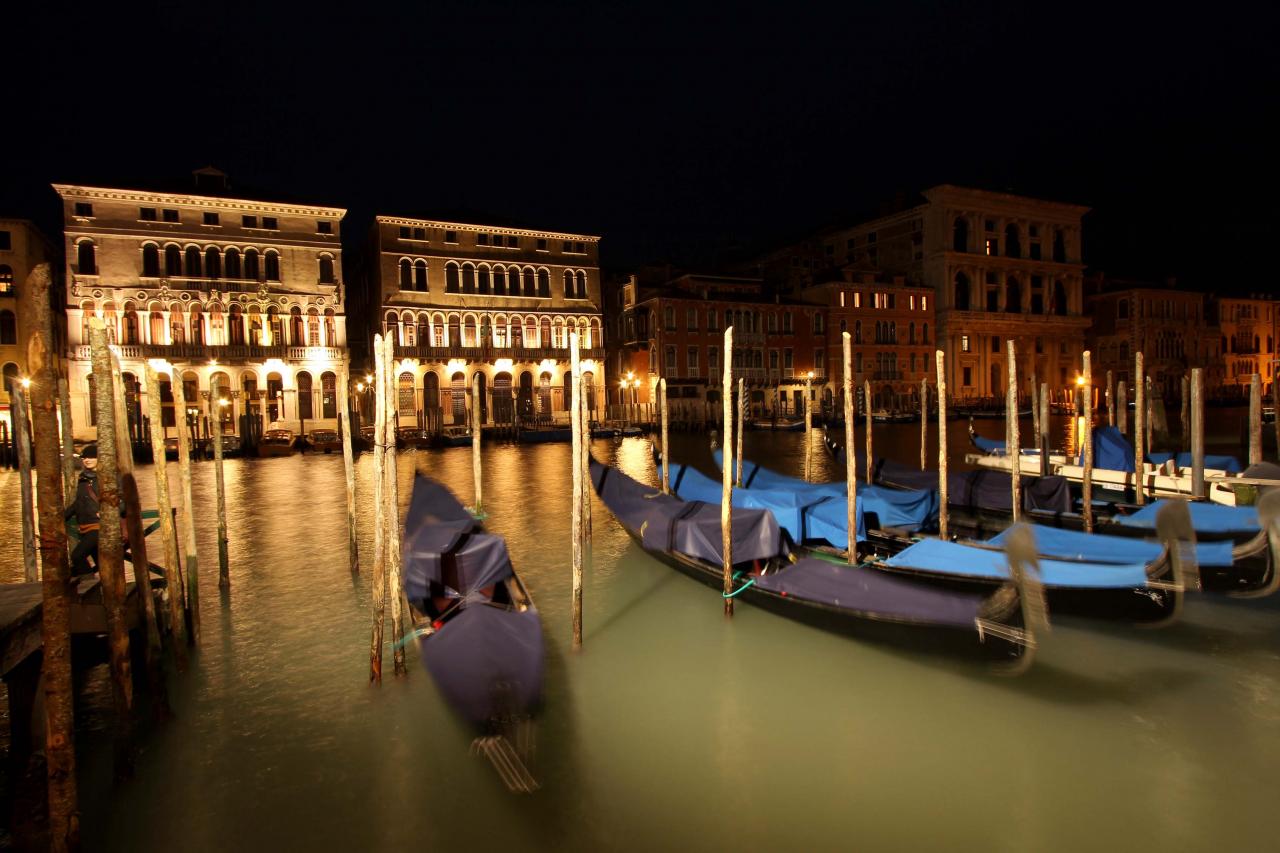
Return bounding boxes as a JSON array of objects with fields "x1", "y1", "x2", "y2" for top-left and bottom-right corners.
[
  {"x1": 54, "y1": 173, "x2": 348, "y2": 441},
  {"x1": 368, "y1": 216, "x2": 603, "y2": 426},
  {"x1": 0, "y1": 219, "x2": 59, "y2": 413},
  {"x1": 1213, "y1": 296, "x2": 1276, "y2": 394}
]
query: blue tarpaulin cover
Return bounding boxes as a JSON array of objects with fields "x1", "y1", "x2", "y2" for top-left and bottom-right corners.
[
  {"x1": 987, "y1": 524, "x2": 1234, "y2": 567},
  {"x1": 882, "y1": 537, "x2": 1150, "y2": 588},
  {"x1": 402, "y1": 476, "x2": 479, "y2": 600},
  {"x1": 1145, "y1": 451, "x2": 1243, "y2": 474},
  {"x1": 751, "y1": 558, "x2": 983, "y2": 627},
  {"x1": 669, "y1": 461, "x2": 835, "y2": 543},
  {"x1": 1112, "y1": 500, "x2": 1260, "y2": 534},
  {"x1": 591, "y1": 458, "x2": 783, "y2": 565},
  {"x1": 1086, "y1": 426, "x2": 1135, "y2": 472},
  {"x1": 876, "y1": 457, "x2": 1073, "y2": 515}
]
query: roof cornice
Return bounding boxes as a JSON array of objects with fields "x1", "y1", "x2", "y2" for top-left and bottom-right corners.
[
  {"x1": 51, "y1": 184, "x2": 346, "y2": 217},
  {"x1": 375, "y1": 215, "x2": 600, "y2": 243}
]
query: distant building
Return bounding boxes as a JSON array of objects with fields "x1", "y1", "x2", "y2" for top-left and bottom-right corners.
[
  {"x1": 1086, "y1": 275, "x2": 1222, "y2": 397},
  {"x1": 1212, "y1": 296, "x2": 1276, "y2": 395},
  {"x1": 0, "y1": 218, "x2": 60, "y2": 416},
  {"x1": 749, "y1": 185, "x2": 1091, "y2": 401},
  {"x1": 611, "y1": 272, "x2": 828, "y2": 422},
  {"x1": 54, "y1": 170, "x2": 349, "y2": 441},
  {"x1": 366, "y1": 216, "x2": 603, "y2": 428}
]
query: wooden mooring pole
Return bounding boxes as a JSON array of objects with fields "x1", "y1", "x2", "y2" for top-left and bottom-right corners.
[
  {"x1": 721, "y1": 326, "x2": 734, "y2": 616},
  {"x1": 89, "y1": 319, "x2": 135, "y2": 774},
  {"x1": 919, "y1": 377, "x2": 927, "y2": 471},
  {"x1": 13, "y1": 386, "x2": 37, "y2": 582},
  {"x1": 24, "y1": 263, "x2": 79, "y2": 850},
  {"x1": 1083, "y1": 351, "x2": 1094, "y2": 533},
  {"x1": 1250, "y1": 373, "x2": 1263, "y2": 466},
  {"x1": 1029, "y1": 373, "x2": 1040, "y2": 461},
  {"x1": 1106, "y1": 370, "x2": 1115, "y2": 427},
  {"x1": 570, "y1": 333, "x2": 584, "y2": 648},
  {"x1": 1134, "y1": 353, "x2": 1145, "y2": 505},
  {"x1": 171, "y1": 365, "x2": 200, "y2": 643},
  {"x1": 1007, "y1": 341, "x2": 1021, "y2": 522},
  {"x1": 843, "y1": 333, "x2": 857, "y2": 562},
  {"x1": 581, "y1": 370, "x2": 591, "y2": 541},
  {"x1": 738, "y1": 376, "x2": 746, "y2": 487},
  {"x1": 383, "y1": 335, "x2": 406, "y2": 676},
  {"x1": 864, "y1": 380, "x2": 873, "y2": 485},
  {"x1": 1191, "y1": 367, "x2": 1205, "y2": 499},
  {"x1": 659, "y1": 377, "x2": 670, "y2": 493},
  {"x1": 1117, "y1": 380, "x2": 1128, "y2": 436},
  {"x1": 1039, "y1": 381, "x2": 1050, "y2": 477},
  {"x1": 935, "y1": 350, "x2": 949, "y2": 539},
  {"x1": 145, "y1": 364, "x2": 187, "y2": 661},
  {"x1": 369, "y1": 334, "x2": 387, "y2": 683},
  {"x1": 58, "y1": 376, "x2": 76, "y2": 507},
  {"x1": 1181, "y1": 375, "x2": 1190, "y2": 450},
  {"x1": 340, "y1": 364, "x2": 359, "y2": 572},
  {"x1": 803, "y1": 374, "x2": 812, "y2": 482},
  {"x1": 208, "y1": 394, "x2": 229, "y2": 590},
  {"x1": 472, "y1": 372, "x2": 483, "y2": 515}
]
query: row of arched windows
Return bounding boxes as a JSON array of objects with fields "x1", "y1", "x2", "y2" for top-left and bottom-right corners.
[
  {"x1": 78, "y1": 300, "x2": 336, "y2": 348},
  {"x1": 953, "y1": 272, "x2": 1069, "y2": 315},
  {"x1": 383, "y1": 310, "x2": 599, "y2": 349},
  {"x1": 396, "y1": 259, "x2": 589, "y2": 299},
  {"x1": 75, "y1": 239, "x2": 334, "y2": 285},
  {"x1": 952, "y1": 216, "x2": 1069, "y2": 262},
  {"x1": 850, "y1": 319, "x2": 929, "y2": 346}
]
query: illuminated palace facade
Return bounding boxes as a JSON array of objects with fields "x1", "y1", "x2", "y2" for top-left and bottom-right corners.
[
  {"x1": 1, "y1": 219, "x2": 60, "y2": 410},
  {"x1": 369, "y1": 216, "x2": 603, "y2": 426},
  {"x1": 54, "y1": 173, "x2": 348, "y2": 440}
]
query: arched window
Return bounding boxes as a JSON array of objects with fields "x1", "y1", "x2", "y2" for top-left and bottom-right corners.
[
  {"x1": 248, "y1": 306, "x2": 262, "y2": 345},
  {"x1": 537, "y1": 268, "x2": 549, "y2": 297},
  {"x1": 205, "y1": 246, "x2": 221, "y2": 279},
  {"x1": 493, "y1": 266, "x2": 506, "y2": 296},
  {"x1": 290, "y1": 307, "x2": 304, "y2": 345},
  {"x1": 399, "y1": 259, "x2": 412, "y2": 289},
  {"x1": 265, "y1": 251, "x2": 280, "y2": 281},
  {"x1": 478, "y1": 266, "x2": 491, "y2": 294},
  {"x1": 854, "y1": 320, "x2": 862, "y2": 344},
  {"x1": 209, "y1": 303, "x2": 224, "y2": 344},
  {"x1": 101, "y1": 302, "x2": 118, "y2": 344},
  {"x1": 170, "y1": 304, "x2": 186, "y2": 344},
  {"x1": 267, "y1": 305, "x2": 282, "y2": 345},
  {"x1": 540, "y1": 317, "x2": 551, "y2": 347},
  {"x1": 552, "y1": 317, "x2": 565, "y2": 348},
  {"x1": 413, "y1": 260, "x2": 427, "y2": 291},
  {"x1": 564, "y1": 270, "x2": 574, "y2": 298},
  {"x1": 229, "y1": 304, "x2": 245, "y2": 345},
  {"x1": 384, "y1": 309, "x2": 399, "y2": 340},
  {"x1": 122, "y1": 305, "x2": 139, "y2": 344},
  {"x1": 576, "y1": 270, "x2": 587, "y2": 299},
  {"x1": 77, "y1": 241, "x2": 96, "y2": 275},
  {"x1": 417, "y1": 313, "x2": 430, "y2": 345},
  {"x1": 245, "y1": 248, "x2": 260, "y2": 280},
  {"x1": 464, "y1": 315, "x2": 478, "y2": 347},
  {"x1": 189, "y1": 305, "x2": 204, "y2": 345},
  {"x1": 523, "y1": 268, "x2": 535, "y2": 297},
  {"x1": 142, "y1": 244, "x2": 160, "y2": 277},
  {"x1": 954, "y1": 272, "x2": 970, "y2": 311},
  {"x1": 324, "y1": 309, "x2": 335, "y2": 346},
  {"x1": 1004, "y1": 224, "x2": 1021, "y2": 259},
  {"x1": 445, "y1": 262, "x2": 460, "y2": 293},
  {"x1": 225, "y1": 248, "x2": 241, "y2": 279},
  {"x1": 1006, "y1": 277, "x2": 1020, "y2": 313},
  {"x1": 306, "y1": 308, "x2": 320, "y2": 346},
  {"x1": 922, "y1": 323, "x2": 929, "y2": 344},
  {"x1": 1052, "y1": 229, "x2": 1066, "y2": 263},
  {"x1": 318, "y1": 255, "x2": 335, "y2": 284},
  {"x1": 297, "y1": 371, "x2": 314, "y2": 419},
  {"x1": 0, "y1": 310, "x2": 16, "y2": 345},
  {"x1": 953, "y1": 218, "x2": 969, "y2": 252},
  {"x1": 1120, "y1": 342, "x2": 1130, "y2": 362},
  {"x1": 448, "y1": 314, "x2": 460, "y2": 347},
  {"x1": 148, "y1": 302, "x2": 166, "y2": 343},
  {"x1": 185, "y1": 246, "x2": 202, "y2": 278},
  {"x1": 889, "y1": 321, "x2": 897, "y2": 343},
  {"x1": 462, "y1": 263, "x2": 476, "y2": 293},
  {"x1": 165, "y1": 245, "x2": 182, "y2": 276},
  {"x1": 321, "y1": 371, "x2": 337, "y2": 418},
  {"x1": 908, "y1": 322, "x2": 916, "y2": 344}
]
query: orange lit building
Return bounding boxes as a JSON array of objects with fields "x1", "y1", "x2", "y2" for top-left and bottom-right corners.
[
  {"x1": 1213, "y1": 296, "x2": 1277, "y2": 394},
  {"x1": 1, "y1": 219, "x2": 60, "y2": 419}
]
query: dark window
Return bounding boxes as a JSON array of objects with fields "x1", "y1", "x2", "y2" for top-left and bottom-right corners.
[
  {"x1": 444, "y1": 230, "x2": 457, "y2": 243},
  {"x1": 446, "y1": 264, "x2": 460, "y2": 293},
  {"x1": 986, "y1": 288, "x2": 999, "y2": 312},
  {"x1": 536, "y1": 238, "x2": 548, "y2": 251},
  {"x1": 0, "y1": 310, "x2": 16, "y2": 345},
  {"x1": 537, "y1": 269, "x2": 550, "y2": 297},
  {"x1": 478, "y1": 267, "x2": 491, "y2": 294},
  {"x1": 963, "y1": 366, "x2": 972, "y2": 386},
  {"x1": 576, "y1": 242, "x2": 585, "y2": 253},
  {"x1": 414, "y1": 261, "x2": 427, "y2": 291},
  {"x1": 954, "y1": 273, "x2": 970, "y2": 311},
  {"x1": 140, "y1": 207, "x2": 157, "y2": 221},
  {"x1": 399, "y1": 259, "x2": 411, "y2": 288},
  {"x1": 1004, "y1": 224, "x2": 1021, "y2": 259},
  {"x1": 244, "y1": 249, "x2": 260, "y2": 280},
  {"x1": 1006, "y1": 278, "x2": 1020, "y2": 313},
  {"x1": 576, "y1": 271, "x2": 586, "y2": 298},
  {"x1": 462, "y1": 265, "x2": 476, "y2": 293},
  {"x1": 1118, "y1": 299, "x2": 1129, "y2": 319},
  {"x1": 163, "y1": 209, "x2": 179, "y2": 223},
  {"x1": 563, "y1": 241, "x2": 571, "y2": 251},
  {"x1": 508, "y1": 235, "x2": 519, "y2": 248},
  {"x1": 204, "y1": 211, "x2": 220, "y2": 226},
  {"x1": 1029, "y1": 243, "x2": 1041, "y2": 260},
  {"x1": 142, "y1": 245, "x2": 160, "y2": 276},
  {"x1": 262, "y1": 217, "x2": 278, "y2": 230},
  {"x1": 493, "y1": 267, "x2": 506, "y2": 295},
  {"x1": 243, "y1": 215, "x2": 259, "y2": 228},
  {"x1": 77, "y1": 241, "x2": 97, "y2": 275},
  {"x1": 991, "y1": 336, "x2": 1001, "y2": 353},
  {"x1": 265, "y1": 251, "x2": 280, "y2": 281},
  {"x1": 225, "y1": 248, "x2": 241, "y2": 279},
  {"x1": 1053, "y1": 230, "x2": 1066, "y2": 263},
  {"x1": 867, "y1": 232, "x2": 877, "y2": 243},
  {"x1": 319, "y1": 256, "x2": 335, "y2": 284},
  {"x1": 165, "y1": 245, "x2": 182, "y2": 275},
  {"x1": 399, "y1": 226, "x2": 410, "y2": 238},
  {"x1": 413, "y1": 227, "x2": 426, "y2": 240},
  {"x1": 478, "y1": 234, "x2": 489, "y2": 246},
  {"x1": 523, "y1": 268, "x2": 535, "y2": 296},
  {"x1": 317, "y1": 221, "x2": 333, "y2": 234},
  {"x1": 953, "y1": 218, "x2": 968, "y2": 252},
  {"x1": 564, "y1": 270, "x2": 575, "y2": 298},
  {"x1": 984, "y1": 219, "x2": 994, "y2": 231},
  {"x1": 74, "y1": 202, "x2": 93, "y2": 217},
  {"x1": 205, "y1": 247, "x2": 221, "y2": 279},
  {"x1": 0, "y1": 231, "x2": 8, "y2": 251}
]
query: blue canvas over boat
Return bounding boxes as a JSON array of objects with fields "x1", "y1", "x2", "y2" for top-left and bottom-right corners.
[
  {"x1": 665, "y1": 461, "x2": 841, "y2": 545},
  {"x1": 1112, "y1": 500, "x2": 1259, "y2": 534},
  {"x1": 1146, "y1": 451, "x2": 1243, "y2": 474},
  {"x1": 884, "y1": 538, "x2": 1150, "y2": 589},
  {"x1": 986, "y1": 524, "x2": 1235, "y2": 568}
]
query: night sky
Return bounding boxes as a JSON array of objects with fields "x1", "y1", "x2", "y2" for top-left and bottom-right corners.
[{"x1": 7, "y1": 2, "x2": 1277, "y2": 288}]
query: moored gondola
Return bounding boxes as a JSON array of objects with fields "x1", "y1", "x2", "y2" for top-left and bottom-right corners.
[{"x1": 591, "y1": 457, "x2": 1045, "y2": 672}]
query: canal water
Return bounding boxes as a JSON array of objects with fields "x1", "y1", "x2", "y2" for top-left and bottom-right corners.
[{"x1": 1, "y1": 410, "x2": 1278, "y2": 851}]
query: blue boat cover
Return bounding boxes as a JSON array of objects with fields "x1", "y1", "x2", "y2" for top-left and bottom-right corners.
[
  {"x1": 970, "y1": 433, "x2": 1039, "y2": 456},
  {"x1": 876, "y1": 457, "x2": 1073, "y2": 515},
  {"x1": 421, "y1": 605, "x2": 544, "y2": 727},
  {"x1": 402, "y1": 476, "x2": 480, "y2": 600},
  {"x1": 669, "y1": 462, "x2": 837, "y2": 543},
  {"x1": 1145, "y1": 451, "x2": 1243, "y2": 474},
  {"x1": 1084, "y1": 426, "x2": 1135, "y2": 472},
  {"x1": 987, "y1": 524, "x2": 1234, "y2": 568},
  {"x1": 1112, "y1": 499, "x2": 1260, "y2": 534},
  {"x1": 591, "y1": 458, "x2": 784, "y2": 565},
  {"x1": 883, "y1": 538, "x2": 1150, "y2": 588},
  {"x1": 752, "y1": 558, "x2": 983, "y2": 627}
]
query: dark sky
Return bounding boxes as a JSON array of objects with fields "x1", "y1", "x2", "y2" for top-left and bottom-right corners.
[{"x1": 7, "y1": 1, "x2": 1278, "y2": 288}]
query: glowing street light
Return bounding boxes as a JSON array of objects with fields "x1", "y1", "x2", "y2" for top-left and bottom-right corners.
[{"x1": 20, "y1": 377, "x2": 31, "y2": 389}]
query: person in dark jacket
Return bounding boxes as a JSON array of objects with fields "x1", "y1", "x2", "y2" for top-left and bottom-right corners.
[{"x1": 65, "y1": 444, "x2": 103, "y2": 575}]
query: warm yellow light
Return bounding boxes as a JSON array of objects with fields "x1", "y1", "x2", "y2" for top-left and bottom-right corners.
[
  {"x1": 1075, "y1": 374, "x2": 1085, "y2": 386},
  {"x1": 626, "y1": 371, "x2": 635, "y2": 381},
  {"x1": 209, "y1": 359, "x2": 218, "y2": 367},
  {"x1": 619, "y1": 379, "x2": 628, "y2": 388},
  {"x1": 20, "y1": 377, "x2": 31, "y2": 389},
  {"x1": 218, "y1": 398, "x2": 229, "y2": 407},
  {"x1": 806, "y1": 370, "x2": 815, "y2": 380},
  {"x1": 356, "y1": 382, "x2": 365, "y2": 392},
  {"x1": 365, "y1": 374, "x2": 373, "y2": 384}
]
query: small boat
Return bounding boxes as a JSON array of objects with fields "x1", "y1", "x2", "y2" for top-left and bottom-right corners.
[
  {"x1": 257, "y1": 429, "x2": 297, "y2": 457},
  {"x1": 518, "y1": 426, "x2": 572, "y2": 443},
  {"x1": 401, "y1": 476, "x2": 543, "y2": 791},
  {"x1": 590, "y1": 425, "x2": 620, "y2": 438},
  {"x1": 163, "y1": 436, "x2": 180, "y2": 459},
  {"x1": 955, "y1": 406, "x2": 1031, "y2": 420},
  {"x1": 210, "y1": 434, "x2": 241, "y2": 458},
  {"x1": 306, "y1": 429, "x2": 341, "y2": 453},
  {"x1": 436, "y1": 426, "x2": 473, "y2": 447},
  {"x1": 619, "y1": 425, "x2": 645, "y2": 437},
  {"x1": 397, "y1": 427, "x2": 434, "y2": 449},
  {"x1": 871, "y1": 410, "x2": 917, "y2": 424},
  {"x1": 591, "y1": 456, "x2": 1045, "y2": 671},
  {"x1": 749, "y1": 418, "x2": 806, "y2": 431}
]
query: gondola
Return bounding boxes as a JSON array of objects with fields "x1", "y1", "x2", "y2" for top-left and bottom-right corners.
[
  {"x1": 590, "y1": 456, "x2": 1045, "y2": 671},
  {"x1": 435, "y1": 426, "x2": 473, "y2": 447},
  {"x1": 709, "y1": 450, "x2": 1191, "y2": 624},
  {"x1": 257, "y1": 429, "x2": 297, "y2": 457},
  {"x1": 401, "y1": 475, "x2": 543, "y2": 789},
  {"x1": 749, "y1": 418, "x2": 805, "y2": 431},
  {"x1": 871, "y1": 410, "x2": 917, "y2": 424}
]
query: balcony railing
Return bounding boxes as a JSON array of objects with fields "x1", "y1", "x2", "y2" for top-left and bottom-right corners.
[{"x1": 74, "y1": 343, "x2": 343, "y2": 362}]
